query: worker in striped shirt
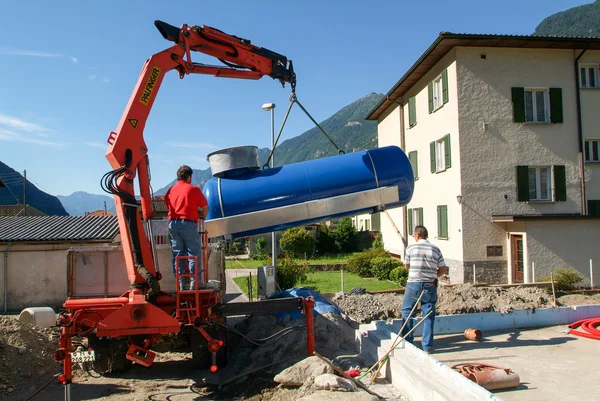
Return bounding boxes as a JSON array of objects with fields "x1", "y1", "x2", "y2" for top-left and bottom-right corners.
[{"x1": 401, "y1": 225, "x2": 448, "y2": 353}]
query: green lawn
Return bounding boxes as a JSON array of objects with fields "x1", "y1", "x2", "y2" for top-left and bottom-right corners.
[
  {"x1": 225, "y1": 253, "x2": 355, "y2": 269},
  {"x1": 232, "y1": 270, "x2": 398, "y2": 298}
]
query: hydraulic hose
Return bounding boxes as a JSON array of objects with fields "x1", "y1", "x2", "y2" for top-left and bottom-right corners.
[{"x1": 568, "y1": 317, "x2": 600, "y2": 340}]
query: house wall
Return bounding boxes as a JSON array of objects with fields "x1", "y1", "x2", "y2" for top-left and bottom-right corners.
[
  {"x1": 580, "y1": 50, "x2": 600, "y2": 202},
  {"x1": 456, "y1": 47, "x2": 584, "y2": 283},
  {"x1": 524, "y1": 220, "x2": 600, "y2": 287},
  {"x1": 377, "y1": 106, "x2": 406, "y2": 256}
]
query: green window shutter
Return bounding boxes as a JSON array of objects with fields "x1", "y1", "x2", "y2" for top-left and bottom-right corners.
[
  {"x1": 554, "y1": 165, "x2": 567, "y2": 202},
  {"x1": 511, "y1": 87, "x2": 525, "y2": 123},
  {"x1": 516, "y1": 165, "x2": 529, "y2": 202},
  {"x1": 444, "y1": 134, "x2": 451, "y2": 169},
  {"x1": 549, "y1": 88, "x2": 563, "y2": 123},
  {"x1": 408, "y1": 151, "x2": 418, "y2": 178},
  {"x1": 442, "y1": 69, "x2": 449, "y2": 104},
  {"x1": 437, "y1": 205, "x2": 448, "y2": 238},
  {"x1": 588, "y1": 200, "x2": 600, "y2": 217},
  {"x1": 407, "y1": 208, "x2": 413, "y2": 234},
  {"x1": 409, "y1": 97, "x2": 417, "y2": 127},
  {"x1": 428, "y1": 82, "x2": 434, "y2": 113},
  {"x1": 418, "y1": 208, "x2": 423, "y2": 226},
  {"x1": 430, "y1": 141, "x2": 436, "y2": 173}
]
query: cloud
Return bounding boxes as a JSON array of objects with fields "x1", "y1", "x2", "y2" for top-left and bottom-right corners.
[
  {"x1": 0, "y1": 50, "x2": 78, "y2": 64},
  {"x1": 85, "y1": 141, "x2": 106, "y2": 149},
  {"x1": 102, "y1": 78, "x2": 111, "y2": 83},
  {"x1": 0, "y1": 113, "x2": 51, "y2": 133},
  {"x1": 88, "y1": 74, "x2": 97, "y2": 80},
  {"x1": 167, "y1": 142, "x2": 217, "y2": 149},
  {"x1": 0, "y1": 129, "x2": 64, "y2": 149}
]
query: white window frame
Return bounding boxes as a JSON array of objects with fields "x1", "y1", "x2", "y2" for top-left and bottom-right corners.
[
  {"x1": 433, "y1": 75, "x2": 443, "y2": 110},
  {"x1": 435, "y1": 139, "x2": 446, "y2": 172},
  {"x1": 524, "y1": 88, "x2": 549, "y2": 124},
  {"x1": 580, "y1": 64, "x2": 599, "y2": 88},
  {"x1": 365, "y1": 219, "x2": 371, "y2": 231},
  {"x1": 528, "y1": 166, "x2": 553, "y2": 202},
  {"x1": 585, "y1": 139, "x2": 600, "y2": 162}
]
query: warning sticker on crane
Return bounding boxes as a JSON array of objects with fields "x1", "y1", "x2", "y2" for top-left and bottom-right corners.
[
  {"x1": 139, "y1": 67, "x2": 162, "y2": 105},
  {"x1": 128, "y1": 119, "x2": 139, "y2": 128}
]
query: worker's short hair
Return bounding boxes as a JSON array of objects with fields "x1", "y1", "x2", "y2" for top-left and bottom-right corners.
[
  {"x1": 177, "y1": 165, "x2": 193, "y2": 181},
  {"x1": 414, "y1": 225, "x2": 428, "y2": 239}
]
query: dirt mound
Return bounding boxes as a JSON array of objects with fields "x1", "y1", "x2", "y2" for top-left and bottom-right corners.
[
  {"x1": 224, "y1": 312, "x2": 357, "y2": 379},
  {"x1": 557, "y1": 293, "x2": 600, "y2": 306},
  {"x1": 0, "y1": 316, "x2": 60, "y2": 399},
  {"x1": 333, "y1": 284, "x2": 555, "y2": 323}
]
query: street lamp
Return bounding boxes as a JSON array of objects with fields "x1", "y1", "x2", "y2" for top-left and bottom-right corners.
[{"x1": 262, "y1": 103, "x2": 276, "y2": 269}]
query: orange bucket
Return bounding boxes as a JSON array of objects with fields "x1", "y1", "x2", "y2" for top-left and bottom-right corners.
[{"x1": 464, "y1": 328, "x2": 482, "y2": 341}]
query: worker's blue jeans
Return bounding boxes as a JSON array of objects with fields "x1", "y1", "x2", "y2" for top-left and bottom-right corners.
[
  {"x1": 168, "y1": 220, "x2": 201, "y2": 282},
  {"x1": 401, "y1": 281, "x2": 437, "y2": 352}
]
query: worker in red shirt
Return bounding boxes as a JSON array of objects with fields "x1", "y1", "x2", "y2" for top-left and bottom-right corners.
[{"x1": 164, "y1": 165, "x2": 209, "y2": 291}]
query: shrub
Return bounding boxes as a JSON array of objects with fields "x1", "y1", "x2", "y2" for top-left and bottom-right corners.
[
  {"x1": 371, "y1": 257, "x2": 403, "y2": 281},
  {"x1": 540, "y1": 267, "x2": 584, "y2": 291},
  {"x1": 347, "y1": 247, "x2": 390, "y2": 278},
  {"x1": 334, "y1": 217, "x2": 359, "y2": 253},
  {"x1": 316, "y1": 223, "x2": 339, "y2": 254},
  {"x1": 280, "y1": 227, "x2": 316, "y2": 258},
  {"x1": 276, "y1": 256, "x2": 309, "y2": 290},
  {"x1": 389, "y1": 266, "x2": 409, "y2": 287},
  {"x1": 372, "y1": 232, "x2": 384, "y2": 249}
]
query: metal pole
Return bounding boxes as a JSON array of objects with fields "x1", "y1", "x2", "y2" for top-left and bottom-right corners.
[
  {"x1": 341, "y1": 269, "x2": 344, "y2": 293},
  {"x1": 532, "y1": 262, "x2": 536, "y2": 283},
  {"x1": 3, "y1": 244, "x2": 10, "y2": 313},
  {"x1": 590, "y1": 259, "x2": 594, "y2": 289},
  {"x1": 473, "y1": 264, "x2": 476, "y2": 284},
  {"x1": 23, "y1": 170, "x2": 27, "y2": 216},
  {"x1": 65, "y1": 383, "x2": 71, "y2": 401},
  {"x1": 270, "y1": 106, "x2": 277, "y2": 271}
]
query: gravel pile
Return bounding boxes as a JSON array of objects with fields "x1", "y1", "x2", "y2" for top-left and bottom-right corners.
[{"x1": 0, "y1": 316, "x2": 60, "y2": 400}]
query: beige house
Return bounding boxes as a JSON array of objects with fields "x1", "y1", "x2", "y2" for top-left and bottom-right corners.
[{"x1": 368, "y1": 33, "x2": 600, "y2": 285}]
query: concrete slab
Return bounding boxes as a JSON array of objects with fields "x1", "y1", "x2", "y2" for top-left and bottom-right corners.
[{"x1": 432, "y1": 326, "x2": 600, "y2": 401}]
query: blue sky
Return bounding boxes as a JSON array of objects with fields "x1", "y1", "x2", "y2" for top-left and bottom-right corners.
[{"x1": 0, "y1": 0, "x2": 591, "y2": 196}]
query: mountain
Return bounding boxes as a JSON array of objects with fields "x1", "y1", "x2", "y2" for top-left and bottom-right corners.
[
  {"x1": 0, "y1": 161, "x2": 69, "y2": 216},
  {"x1": 155, "y1": 92, "x2": 384, "y2": 194},
  {"x1": 533, "y1": 1, "x2": 600, "y2": 37},
  {"x1": 57, "y1": 191, "x2": 116, "y2": 216}
]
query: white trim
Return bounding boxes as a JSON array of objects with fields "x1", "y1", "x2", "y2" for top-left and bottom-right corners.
[
  {"x1": 524, "y1": 88, "x2": 549, "y2": 124},
  {"x1": 527, "y1": 165, "x2": 553, "y2": 202},
  {"x1": 579, "y1": 63, "x2": 599, "y2": 88},
  {"x1": 584, "y1": 138, "x2": 600, "y2": 162},
  {"x1": 433, "y1": 75, "x2": 444, "y2": 111}
]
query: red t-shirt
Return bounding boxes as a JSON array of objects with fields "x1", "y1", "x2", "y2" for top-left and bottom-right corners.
[{"x1": 164, "y1": 180, "x2": 208, "y2": 223}]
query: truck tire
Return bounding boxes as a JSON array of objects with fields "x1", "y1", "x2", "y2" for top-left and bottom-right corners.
[{"x1": 191, "y1": 329, "x2": 210, "y2": 369}]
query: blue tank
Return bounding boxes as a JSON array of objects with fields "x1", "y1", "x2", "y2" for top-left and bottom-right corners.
[{"x1": 203, "y1": 145, "x2": 414, "y2": 237}]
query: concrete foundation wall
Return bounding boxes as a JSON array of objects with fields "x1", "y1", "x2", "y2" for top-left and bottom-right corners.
[{"x1": 463, "y1": 260, "x2": 508, "y2": 284}]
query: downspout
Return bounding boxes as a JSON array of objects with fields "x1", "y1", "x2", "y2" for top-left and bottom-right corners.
[
  {"x1": 575, "y1": 45, "x2": 589, "y2": 215},
  {"x1": 3, "y1": 243, "x2": 11, "y2": 313}
]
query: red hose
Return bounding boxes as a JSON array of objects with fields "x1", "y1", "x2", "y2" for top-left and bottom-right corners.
[{"x1": 568, "y1": 317, "x2": 600, "y2": 340}]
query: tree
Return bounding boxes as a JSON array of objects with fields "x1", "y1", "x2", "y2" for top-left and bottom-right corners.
[
  {"x1": 316, "y1": 223, "x2": 338, "y2": 254},
  {"x1": 334, "y1": 217, "x2": 358, "y2": 253},
  {"x1": 280, "y1": 227, "x2": 316, "y2": 258}
]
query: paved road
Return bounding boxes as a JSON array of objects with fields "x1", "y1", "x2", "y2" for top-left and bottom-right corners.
[{"x1": 224, "y1": 270, "x2": 250, "y2": 303}]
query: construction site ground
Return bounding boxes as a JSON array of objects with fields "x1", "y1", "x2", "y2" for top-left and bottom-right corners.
[
  {"x1": 431, "y1": 325, "x2": 600, "y2": 401},
  {"x1": 1, "y1": 282, "x2": 599, "y2": 400}
]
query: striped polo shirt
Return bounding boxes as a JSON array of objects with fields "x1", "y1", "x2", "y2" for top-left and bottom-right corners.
[{"x1": 404, "y1": 239, "x2": 446, "y2": 282}]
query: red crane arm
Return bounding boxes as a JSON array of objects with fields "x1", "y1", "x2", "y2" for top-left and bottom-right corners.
[{"x1": 103, "y1": 20, "x2": 295, "y2": 289}]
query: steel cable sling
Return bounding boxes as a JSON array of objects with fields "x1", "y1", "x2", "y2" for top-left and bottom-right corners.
[{"x1": 262, "y1": 92, "x2": 345, "y2": 170}]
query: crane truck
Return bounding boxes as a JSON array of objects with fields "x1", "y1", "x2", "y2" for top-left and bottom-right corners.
[{"x1": 53, "y1": 20, "x2": 415, "y2": 393}]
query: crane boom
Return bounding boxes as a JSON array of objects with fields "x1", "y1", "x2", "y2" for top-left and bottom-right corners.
[{"x1": 102, "y1": 20, "x2": 295, "y2": 296}]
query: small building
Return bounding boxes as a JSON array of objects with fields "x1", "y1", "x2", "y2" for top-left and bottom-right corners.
[
  {"x1": 0, "y1": 204, "x2": 47, "y2": 217},
  {"x1": 368, "y1": 33, "x2": 600, "y2": 285},
  {"x1": 0, "y1": 215, "x2": 120, "y2": 312}
]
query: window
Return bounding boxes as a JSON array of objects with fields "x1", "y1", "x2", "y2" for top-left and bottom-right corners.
[
  {"x1": 428, "y1": 69, "x2": 449, "y2": 113},
  {"x1": 430, "y1": 134, "x2": 451, "y2": 173},
  {"x1": 511, "y1": 87, "x2": 563, "y2": 124},
  {"x1": 516, "y1": 165, "x2": 566, "y2": 202},
  {"x1": 408, "y1": 151, "x2": 418, "y2": 179},
  {"x1": 437, "y1": 205, "x2": 448, "y2": 239},
  {"x1": 585, "y1": 139, "x2": 600, "y2": 162},
  {"x1": 408, "y1": 97, "x2": 417, "y2": 127},
  {"x1": 407, "y1": 207, "x2": 423, "y2": 235},
  {"x1": 588, "y1": 200, "x2": 600, "y2": 217},
  {"x1": 580, "y1": 64, "x2": 599, "y2": 88},
  {"x1": 365, "y1": 219, "x2": 371, "y2": 231}
]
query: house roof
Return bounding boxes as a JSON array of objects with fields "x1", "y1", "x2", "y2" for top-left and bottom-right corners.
[
  {"x1": 84, "y1": 210, "x2": 115, "y2": 216},
  {"x1": 0, "y1": 205, "x2": 47, "y2": 217},
  {"x1": 366, "y1": 33, "x2": 600, "y2": 121},
  {"x1": 152, "y1": 196, "x2": 168, "y2": 214},
  {"x1": 0, "y1": 215, "x2": 119, "y2": 243}
]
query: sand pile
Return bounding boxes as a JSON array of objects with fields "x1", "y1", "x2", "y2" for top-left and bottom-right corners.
[{"x1": 0, "y1": 316, "x2": 60, "y2": 398}]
